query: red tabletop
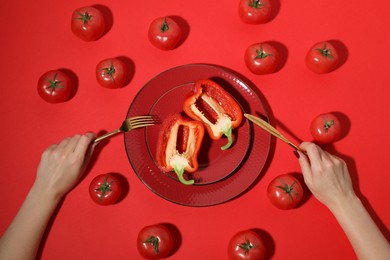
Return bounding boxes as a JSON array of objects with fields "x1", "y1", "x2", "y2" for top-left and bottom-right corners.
[{"x1": 1, "y1": 1, "x2": 389, "y2": 259}]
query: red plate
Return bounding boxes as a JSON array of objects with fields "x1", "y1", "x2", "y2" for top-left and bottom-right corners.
[
  {"x1": 125, "y1": 64, "x2": 270, "y2": 206},
  {"x1": 146, "y1": 82, "x2": 250, "y2": 185}
]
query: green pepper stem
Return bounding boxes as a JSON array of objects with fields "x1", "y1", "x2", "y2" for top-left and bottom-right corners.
[
  {"x1": 221, "y1": 127, "x2": 233, "y2": 150},
  {"x1": 173, "y1": 167, "x2": 195, "y2": 185}
]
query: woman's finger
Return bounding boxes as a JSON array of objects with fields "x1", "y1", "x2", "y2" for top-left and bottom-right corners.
[
  {"x1": 300, "y1": 142, "x2": 322, "y2": 166},
  {"x1": 55, "y1": 137, "x2": 71, "y2": 151},
  {"x1": 74, "y1": 133, "x2": 95, "y2": 156},
  {"x1": 63, "y1": 134, "x2": 81, "y2": 154},
  {"x1": 297, "y1": 150, "x2": 313, "y2": 184}
]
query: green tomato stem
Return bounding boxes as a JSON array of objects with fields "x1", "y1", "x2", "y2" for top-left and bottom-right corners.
[
  {"x1": 255, "y1": 45, "x2": 272, "y2": 59},
  {"x1": 324, "y1": 119, "x2": 334, "y2": 132},
  {"x1": 101, "y1": 61, "x2": 116, "y2": 82},
  {"x1": 276, "y1": 180, "x2": 298, "y2": 202},
  {"x1": 45, "y1": 73, "x2": 64, "y2": 93},
  {"x1": 95, "y1": 176, "x2": 113, "y2": 201},
  {"x1": 160, "y1": 18, "x2": 169, "y2": 32},
  {"x1": 239, "y1": 240, "x2": 255, "y2": 253},
  {"x1": 75, "y1": 11, "x2": 92, "y2": 25},
  {"x1": 249, "y1": 0, "x2": 265, "y2": 9},
  {"x1": 144, "y1": 236, "x2": 160, "y2": 254},
  {"x1": 315, "y1": 43, "x2": 333, "y2": 59}
]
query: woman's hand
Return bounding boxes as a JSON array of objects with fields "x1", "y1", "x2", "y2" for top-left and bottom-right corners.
[
  {"x1": 297, "y1": 142, "x2": 390, "y2": 259},
  {"x1": 34, "y1": 133, "x2": 96, "y2": 200},
  {"x1": 0, "y1": 133, "x2": 97, "y2": 260},
  {"x1": 297, "y1": 142, "x2": 356, "y2": 210}
]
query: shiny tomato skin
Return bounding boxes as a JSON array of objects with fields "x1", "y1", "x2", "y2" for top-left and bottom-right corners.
[
  {"x1": 239, "y1": 0, "x2": 272, "y2": 24},
  {"x1": 305, "y1": 41, "x2": 339, "y2": 74},
  {"x1": 228, "y1": 230, "x2": 265, "y2": 260},
  {"x1": 148, "y1": 17, "x2": 182, "y2": 50},
  {"x1": 71, "y1": 6, "x2": 105, "y2": 41},
  {"x1": 37, "y1": 70, "x2": 72, "y2": 104},
  {"x1": 89, "y1": 174, "x2": 121, "y2": 205},
  {"x1": 310, "y1": 113, "x2": 342, "y2": 144},
  {"x1": 245, "y1": 43, "x2": 279, "y2": 75},
  {"x1": 96, "y1": 58, "x2": 127, "y2": 88},
  {"x1": 137, "y1": 224, "x2": 173, "y2": 259},
  {"x1": 267, "y1": 174, "x2": 303, "y2": 210}
]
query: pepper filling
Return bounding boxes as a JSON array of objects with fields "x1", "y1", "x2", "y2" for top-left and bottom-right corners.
[
  {"x1": 165, "y1": 123, "x2": 196, "y2": 170},
  {"x1": 163, "y1": 122, "x2": 197, "y2": 185},
  {"x1": 190, "y1": 93, "x2": 233, "y2": 137},
  {"x1": 176, "y1": 125, "x2": 188, "y2": 154}
]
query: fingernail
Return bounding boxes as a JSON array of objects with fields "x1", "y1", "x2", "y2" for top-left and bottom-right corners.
[{"x1": 293, "y1": 150, "x2": 300, "y2": 159}]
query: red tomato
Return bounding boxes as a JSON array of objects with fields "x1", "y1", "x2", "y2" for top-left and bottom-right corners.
[
  {"x1": 245, "y1": 43, "x2": 279, "y2": 75},
  {"x1": 267, "y1": 174, "x2": 303, "y2": 210},
  {"x1": 137, "y1": 224, "x2": 173, "y2": 259},
  {"x1": 238, "y1": 0, "x2": 272, "y2": 24},
  {"x1": 89, "y1": 174, "x2": 121, "y2": 205},
  {"x1": 71, "y1": 6, "x2": 105, "y2": 41},
  {"x1": 228, "y1": 230, "x2": 265, "y2": 260},
  {"x1": 37, "y1": 70, "x2": 72, "y2": 103},
  {"x1": 96, "y1": 58, "x2": 127, "y2": 88},
  {"x1": 148, "y1": 17, "x2": 182, "y2": 50},
  {"x1": 310, "y1": 113, "x2": 342, "y2": 144},
  {"x1": 305, "y1": 41, "x2": 339, "y2": 74}
]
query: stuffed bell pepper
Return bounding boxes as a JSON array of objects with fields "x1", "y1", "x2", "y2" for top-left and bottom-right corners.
[
  {"x1": 183, "y1": 79, "x2": 242, "y2": 150},
  {"x1": 155, "y1": 114, "x2": 204, "y2": 185}
]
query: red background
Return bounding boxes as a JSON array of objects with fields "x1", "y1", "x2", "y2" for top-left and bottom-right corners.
[{"x1": 1, "y1": 0, "x2": 389, "y2": 259}]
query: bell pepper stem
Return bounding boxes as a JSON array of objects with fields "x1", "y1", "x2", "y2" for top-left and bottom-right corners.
[
  {"x1": 173, "y1": 167, "x2": 195, "y2": 185},
  {"x1": 221, "y1": 127, "x2": 233, "y2": 150}
]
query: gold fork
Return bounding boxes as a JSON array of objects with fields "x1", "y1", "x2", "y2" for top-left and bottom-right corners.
[
  {"x1": 94, "y1": 115, "x2": 158, "y2": 143},
  {"x1": 244, "y1": 113, "x2": 304, "y2": 152}
]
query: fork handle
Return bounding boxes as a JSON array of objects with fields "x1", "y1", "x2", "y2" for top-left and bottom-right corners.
[{"x1": 94, "y1": 129, "x2": 122, "y2": 143}]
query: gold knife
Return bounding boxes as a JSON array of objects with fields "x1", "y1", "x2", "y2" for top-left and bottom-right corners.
[{"x1": 244, "y1": 113, "x2": 303, "y2": 152}]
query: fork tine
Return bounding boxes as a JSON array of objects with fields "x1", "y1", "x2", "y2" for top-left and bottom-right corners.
[
  {"x1": 94, "y1": 115, "x2": 160, "y2": 143},
  {"x1": 128, "y1": 115, "x2": 154, "y2": 120},
  {"x1": 129, "y1": 116, "x2": 156, "y2": 122},
  {"x1": 127, "y1": 115, "x2": 160, "y2": 129},
  {"x1": 128, "y1": 116, "x2": 159, "y2": 124},
  {"x1": 131, "y1": 123, "x2": 155, "y2": 129}
]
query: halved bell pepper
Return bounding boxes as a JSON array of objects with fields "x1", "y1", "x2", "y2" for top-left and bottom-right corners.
[
  {"x1": 183, "y1": 79, "x2": 243, "y2": 150},
  {"x1": 155, "y1": 114, "x2": 204, "y2": 185}
]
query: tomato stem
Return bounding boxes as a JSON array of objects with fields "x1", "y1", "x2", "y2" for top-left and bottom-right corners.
[
  {"x1": 45, "y1": 73, "x2": 64, "y2": 93},
  {"x1": 276, "y1": 180, "x2": 298, "y2": 202},
  {"x1": 239, "y1": 240, "x2": 256, "y2": 254},
  {"x1": 144, "y1": 236, "x2": 160, "y2": 254},
  {"x1": 100, "y1": 60, "x2": 116, "y2": 82},
  {"x1": 94, "y1": 176, "x2": 113, "y2": 201},
  {"x1": 324, "y1": 120, "x2": 334, "y2": 132},
  {"x1": 255, "y1": 45, "x2": 272, "y2": 59},
  {"x1": 315, "y1": 43, "x2": 333, "y2": 59},
  {"x1": 160, "y1": 18, "x2": 170, "y2": 32},
  {"x1": 75, "y1": 11, "x2": 92, "y2": 25},
  {"x1": 248, "y1": 0, "x2": 265, "y2": 9}
]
